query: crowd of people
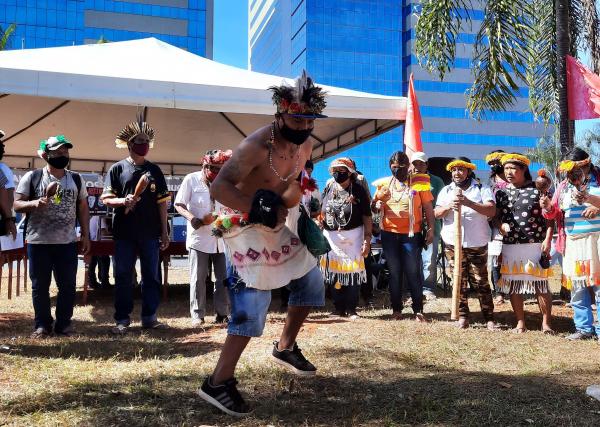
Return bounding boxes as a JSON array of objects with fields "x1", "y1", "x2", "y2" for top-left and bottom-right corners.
[{"x1": 0, "y1": 72, "x2": 599, "y2": 417}]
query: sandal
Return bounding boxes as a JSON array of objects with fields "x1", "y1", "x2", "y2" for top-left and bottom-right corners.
[
  {"x1": 486, "y1": 321, "x2": 501, "y2": 331},
  {"x1": 542, "y1": 328, "x2": 556, "y2": 335},
  {"x1": 456, "y1": 318, "x2": 470, "y2": 329},
  {"x1": 512, "y1": 327, "x2": 528, "y2": 334}
]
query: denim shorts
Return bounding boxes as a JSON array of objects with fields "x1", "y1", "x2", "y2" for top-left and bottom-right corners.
[{"x1": 225, "y1": 264, "x2": 325, "y2": 337}]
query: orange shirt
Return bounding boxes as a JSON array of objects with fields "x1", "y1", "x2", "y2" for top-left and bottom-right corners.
[{"x1": 379, "y1": 178, "x2": 433, "y2": 234}]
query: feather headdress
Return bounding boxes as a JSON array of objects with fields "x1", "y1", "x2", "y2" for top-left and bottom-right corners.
[
  {"x1": 115, "y1": 112, "x2": 155, "y2": 148},
  {"x1": 269, "y1": 70, "x2": 327, "y2": 118}
]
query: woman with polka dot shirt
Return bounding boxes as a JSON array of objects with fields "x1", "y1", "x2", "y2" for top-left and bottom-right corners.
[{"x1": 495, "y1": 153, "x2": 554, "y2": 334}]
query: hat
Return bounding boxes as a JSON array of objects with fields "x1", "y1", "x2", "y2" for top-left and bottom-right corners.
[
  {"x1": 115, "y1": 113, "x2": 155, "y2": 148},
  {"x1": 37, "y1": 135, "x2": 73, "y2": 157},
  {"x1": 203, "y1": 149, "x2": 232, "y2": 165},
  {"x1": 411, "y1": 151, "x2": 428, "y2": 163},
  {"x1": 500, "y1": 153, "x2": 530, "y2": 167},
  {"x1": 269, "y1": 70, "x2": 328, "y2": 119},
  {"x1": 329, "y1": 157, "x2": 356, "y2": 175}
]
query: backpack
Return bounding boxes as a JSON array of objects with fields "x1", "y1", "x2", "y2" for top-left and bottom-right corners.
[{"x1": 23, "y1": 169, "x2": 82, "y2": 242}]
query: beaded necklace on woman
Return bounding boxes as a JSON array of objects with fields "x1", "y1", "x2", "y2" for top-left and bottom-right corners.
[
  {"x1": 326, "y1": 181, "x2": 354, "y2": 230},
  {"x1": 389, "y1": 176, "x2": 411, "y2": 202}
]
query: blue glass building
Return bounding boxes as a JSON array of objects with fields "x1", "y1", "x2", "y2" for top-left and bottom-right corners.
[
  {"x1": 0, "y1": 0, "x2": 212, "y2": 57},
  {"x1": 249, "y1": 0, "x2": 546, "y2": 187}
]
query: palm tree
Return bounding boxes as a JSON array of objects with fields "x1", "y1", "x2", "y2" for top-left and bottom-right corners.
[
  {"x1": 414, "y1": 0, "x2": 600, "y2": 155},
  {"x1": 0, "y1": 23, "x2": 16, "y2": 51}
]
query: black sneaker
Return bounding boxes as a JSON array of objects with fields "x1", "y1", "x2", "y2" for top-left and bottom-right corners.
[
  {"x1": 214, "y1": 314, "x2": 229, "y2": 324},
  {"x1": 197, "y1": 376, "x2": 251, "y2": 417},
  {"x1": 271, "y1": 341, "x2": 316, "y2": 376}
]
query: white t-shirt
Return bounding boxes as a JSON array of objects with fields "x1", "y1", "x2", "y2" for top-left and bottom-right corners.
[
  {"x1": 174, "y1": 170, "x2": 224, "y2": 253},
  {"x1": 436, "y1": 180, "x2": 494, "y2": 248},
  {"x1": 0, "y1": 162, "x2": 15, "y2": 189}
]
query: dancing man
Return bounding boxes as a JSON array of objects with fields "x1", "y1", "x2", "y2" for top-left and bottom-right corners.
[{"x1": 197, "y1": 72, "x2": 327, "y2": 416}]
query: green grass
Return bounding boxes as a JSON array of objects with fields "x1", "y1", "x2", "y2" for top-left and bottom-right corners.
[{"x1": 1, "y1": 266, "x2": 599, "y2": 426}]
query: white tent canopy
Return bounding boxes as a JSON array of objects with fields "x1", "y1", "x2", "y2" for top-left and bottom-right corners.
[{"x1": 0, "y1": 38, "x2": 406, "y2": 175}]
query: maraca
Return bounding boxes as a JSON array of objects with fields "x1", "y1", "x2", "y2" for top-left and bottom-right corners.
[
  {"x1": 535, "y1": 169, "x2": 551, "y2": 195},
  {"x1": 125, "y1": 172, "x2": 152, "y2": 214}
]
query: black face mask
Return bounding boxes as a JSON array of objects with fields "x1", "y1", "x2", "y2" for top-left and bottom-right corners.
[
  {"x1": 490, "y1": 163, "x2": 503, "y2": 175},
  {"x1": 279, "y1": 122, "x2": 312, "y2": 145},
  {"x1": 333, "y1": 171, "x2": 349, "y2": 183},
  {"x1": 392, "y1": 167, "x2": 408, "y2": 181},
  {"x1": 47, "y1": 155, "x2": 70, "y2": 169}
]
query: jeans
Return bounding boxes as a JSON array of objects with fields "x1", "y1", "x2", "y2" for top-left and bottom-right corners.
[
  {"x1": 381, "y1": 231, "x2": 424, "y2": 313},
  {"x1": 571, "y1": 285, "x2": 600, "y2": 334},
  {"x1": 422, "y1": 234, "x2": 439, "y2": 293},
  {"x1": 189, "y1": 249, "x2": 229, "y2": 319},
  {"x1": 113, "y1": 238, "x2": 161, "y2": 326},
  {"x1": 28, "y1": 243, "x2": 78, "y2": 332}
]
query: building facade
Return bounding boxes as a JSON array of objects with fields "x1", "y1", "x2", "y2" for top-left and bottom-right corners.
[
  {"x1": 0, "y1": 0, "x2": 212, "y2": 58},
  {"x1": 249, "y1": 0, "x2": 545, "y2": 186}
]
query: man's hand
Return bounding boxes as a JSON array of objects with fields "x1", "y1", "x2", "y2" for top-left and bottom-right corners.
[
  {"x1": 361, "y1": 239, "x2": 371, "y2": 257},
  {"x1": 123, "y1": 194, "x2": 137, "y2": 209},
  {"x1": 160, "y1": 232, "x2": 170, "y2": 251},
  {"x1": 573, "y1": 188, "x2": 589, "y2": 205},
  {"x1": 375, "y1": 187, "x2": 391, "y2": 203},
  {"x1": 6, "y1": 220, "x2": 17, "y2": 240},
  {"x1": 582, "y1": 206, "x2": 600, "y2": 219},
  {"x1": 79, "y1": 236, "x2": 90, "y2": 255},
  {"x1": 277, "y1": 205, "x2": 288, "y2": 225},
  {"x1": 425, "y1": 228, "x2": 434, "y2": 246},
  {"x1": 34, "y1": 197, "x2": 49, "y2": 210},
  {"x1": 191, "y1": 217, "x2": 203, "y2": 230},
  {"x1": 500, "y1": 223, "x2": 511, "y2": 236},
  {"x1": 539, "y1": 194, "x2": 551, "y2": 210},
  {"x1": 202, "y1": 212, "x2": 216, "y2": 225}
]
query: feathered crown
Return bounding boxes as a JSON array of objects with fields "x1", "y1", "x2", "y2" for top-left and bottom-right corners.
[
  {"x1": 269, "y1": 70, "x2": 327, "y2": 118},
  {"x1": 115, "y1": 112, "x2": 155, "y2": 148}
]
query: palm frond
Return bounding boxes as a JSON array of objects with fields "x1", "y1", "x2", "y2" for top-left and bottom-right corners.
[
  {"x1": 570, "y1": 0, "x2": 600, "y2": 73},
  {"x1": 414, "y1": 0, "x2": 474, "y2": 81},
  {"x1": 0, "y1": 23, "x2": 16, "y2": 51},
  {"x1": 466, "y1": 0, "x2": 531, "y2": 119},
  {"x1": 525, "y1": 0, "x2": 557, "y2": 124}
]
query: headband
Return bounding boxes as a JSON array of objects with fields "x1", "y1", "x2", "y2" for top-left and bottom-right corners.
[
  {"x1": 557, "y1": 157, "x2": 591, "y2": 173},
  {"x1": 446, "y1": 160, "x2": 477, "y2": 172},
  {"x1": 500, "y1": 153, "x2": 530, "y2": 166}
]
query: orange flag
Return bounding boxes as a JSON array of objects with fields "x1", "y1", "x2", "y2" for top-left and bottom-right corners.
[
  {"x1": 404, "y1": 73, "x2": 423, "y2": 157},
  {"x1": 566, "y1": 55, "x2": 600, "y2": 120}
]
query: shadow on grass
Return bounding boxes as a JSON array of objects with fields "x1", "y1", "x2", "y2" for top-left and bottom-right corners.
[{"x1": 2, "y1": 364, "x2": 599, "y2": 426}]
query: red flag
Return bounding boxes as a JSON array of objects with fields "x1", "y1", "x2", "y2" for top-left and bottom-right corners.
[
  {"x1": 566, "y1": 55, "x2": 600, "y2": 120},
  {"x1": 404, "y1": 73, "x2": 423, "y2": 157}
]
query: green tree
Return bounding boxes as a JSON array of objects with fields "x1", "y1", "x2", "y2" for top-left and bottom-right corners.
[
  {"x1": 0, "y1": 23, "x2": 16, "y2": 51},
  {"x1": 414, "y1": 0, "x2": 600, "y2": 153}
]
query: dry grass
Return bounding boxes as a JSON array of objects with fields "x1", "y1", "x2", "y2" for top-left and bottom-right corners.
[{"x1": 1, "y1": 263, "x2": 599, "y2": 426}]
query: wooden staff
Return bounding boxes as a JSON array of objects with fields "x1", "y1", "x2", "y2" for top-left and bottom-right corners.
[{"x1": 451, "y1": 187, "x2": 462, "y2": 321}]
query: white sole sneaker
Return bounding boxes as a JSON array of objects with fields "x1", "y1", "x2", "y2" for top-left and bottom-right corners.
[
  {"x1": 270, "y1": 354, "x2": 317, "y2": 377},
  {"x1": 197, "y1": 388, "x2": 250, "y2": 417}
]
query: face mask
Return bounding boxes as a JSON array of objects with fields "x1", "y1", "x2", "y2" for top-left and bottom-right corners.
[
  {"x1": 333, "y1": 171, "x2": 349, "y2": 183},
  {"x1": 205, "y1": 169, "x2": 218, "y2": 182},
  {"x1": 392, "y1": 167, "x2": 408, "y2": 182},
  {"x1": 490, "y1": 163, "x2": 503, "y2": 175},
  {"x1": 131, "y1": 143, "x2": 149, "y2": 157},
  {"x1": 47, "y1": 155, "x2": 70, "y2": 169},
  {"x1": 279, "y1": 122, "x2": 312, "y2": 145}
]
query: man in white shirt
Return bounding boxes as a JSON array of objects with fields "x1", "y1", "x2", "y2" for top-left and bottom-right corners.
[
  {"x1": 435, "y1": 157, "x2": 497, "y2": 330},
  {"x1": 0, "y1": 130, "x2": 17, "y2": 239},
  {"x1": 175, "y1": 149, "x2": 232, "y2": 326}
]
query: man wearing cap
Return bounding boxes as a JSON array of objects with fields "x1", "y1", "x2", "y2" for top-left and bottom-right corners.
[
  {"x1": 0, "y1": 130, "x2": 17, "y2": 239},
  {"x1": 14, "y1": 135, "x2": 90, "y2": 337},
  {"x1": 175, "y1": 149, "x2": 232, "y2": 326},
  {"x1": 101, "y1": 118, "x2": 170, "y2": 334},
  {"x1": 411, "y1": 151, "x2": 445, "y2": 300}
]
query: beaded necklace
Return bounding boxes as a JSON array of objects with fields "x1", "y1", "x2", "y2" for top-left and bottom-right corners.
[
  {"x1": 268, "y1": 122, "x2": 299, "y2": 182},
  {"x1": 326, "y1": 182, "x2": 353, "y2": 230}
]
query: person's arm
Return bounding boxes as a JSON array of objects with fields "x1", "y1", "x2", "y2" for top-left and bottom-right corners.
[
  {"x1": 209, "y1": 135, "x2": 267, "y2": 212},
  {"x1": 0, "y1": 188, "x2": 16, "y2": 238},
  {"x1": 361, "y1": 214, "x2": 373, "y2": 257},
  {"x1": 423, "y1": 200, "x2": 435, "y2": 245},
  {"x1": 461, "y1": 197, "x2": 496, "y2": 217},
  {"x1": 541, "y1": 219, "x2": 554, "y2": 254},
  {"x1": 77, "y1": 198, "x2": 90, "y2": 254},
  {"x1": 434, "y1": 190, "x2": 452, "y2": 219}
]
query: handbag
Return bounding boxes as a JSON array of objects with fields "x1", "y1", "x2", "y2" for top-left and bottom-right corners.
[{"x1": 297, "y1": 204, "x2": 330, "y2": 257}]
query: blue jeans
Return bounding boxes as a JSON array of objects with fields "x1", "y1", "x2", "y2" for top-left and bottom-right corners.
[
  {"x1": 571, "y1": 285, "x2": 600, "y2": 335},
  {"x1": 381, "y1": 231, "x2": 424, "y2": 313},
  {"x1": 422, "y1": 234, "x2": 439, "y2": 293},
  {"x1": 28, "y1": 243, "x2": 78, "y2": 332},
  {"x1": 113, "y1": 239, "x2": 161, "y2": 326},
  {"x1": 226, "y1": 264, "x2": 324, "y2": 337}
]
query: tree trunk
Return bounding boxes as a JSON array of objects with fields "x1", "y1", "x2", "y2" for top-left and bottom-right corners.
[{"x1": 555, "y1": 0, "x2": 573, "y2": 156}]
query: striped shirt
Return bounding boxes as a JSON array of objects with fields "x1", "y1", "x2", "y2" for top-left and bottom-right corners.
[{"x1": 562, "y1": 175, "x2": 600, "y2": 236}]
